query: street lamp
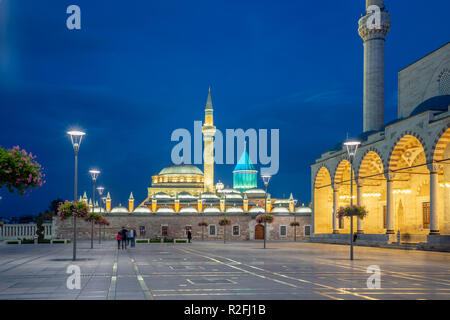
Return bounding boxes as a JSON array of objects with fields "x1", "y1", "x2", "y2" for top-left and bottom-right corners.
[
  {"x1": 89, "y1": 169, "x2": 100, "y2": 249},
  {"x1": 261, "y1": 174, "x2": 272, "y2": 249},
  {"x1": 101, "y1": 196, "x2": 107, "y2": 241},
  {"x1": 343, "y1": 139, "x2": 361, "y2": 261},
  {"x1": 97, "y1": 186, "x2": 104, "y2": 244},
  {"x1": 67, "y1": 130, "x2": 86, "y2": 261}
]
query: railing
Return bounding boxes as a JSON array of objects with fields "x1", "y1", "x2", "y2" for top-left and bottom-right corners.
[{"x1": 0, "y1": 223, "x2": 53, "y2": 240}]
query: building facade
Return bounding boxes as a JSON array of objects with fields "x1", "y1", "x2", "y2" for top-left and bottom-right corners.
[{"x1": 311, "y1": 0, "x2": 450, "y2": 248}]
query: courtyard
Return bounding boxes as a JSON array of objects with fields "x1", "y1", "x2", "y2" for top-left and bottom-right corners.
[{"x1": 0, "y1": 241, "x2": 449, "y2": 300}]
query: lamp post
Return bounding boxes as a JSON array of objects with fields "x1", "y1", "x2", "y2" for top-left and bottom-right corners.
[
  {"x1": 261, "y1": 174, "x2": 271, "y2": 249},
  {"x1": 67, "y1": 130, "x2": 86, "y2": 261},
  {"x1": 101, "y1": 196, "x2": 107, "y2": 241},
  {"x1": 344, "y1": 139, "x2": 361, "y2": 261},
  {"x1": 89, "y1": 169, "x2": 100, "y2": 249},
  {"x1": 97, "y1": 186, "x2": 104, "y2": 244}
]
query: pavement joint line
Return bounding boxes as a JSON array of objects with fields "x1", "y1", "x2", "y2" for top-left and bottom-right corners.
[
  {"x1": 107, "y1": 250, "x2": 118, "y2": 300},
  {"x1": 128, "y1": 254, "x2": 154, "y2": 300},
  {"x1": 315, "y1": 259, "x2": 450, "y2": 286},
  {"x1": 179, "y1": 247, "x2": 377, "y2": 300},
  {"x1": 0, "y1": 247, "x2": 67, "y2": 274}
]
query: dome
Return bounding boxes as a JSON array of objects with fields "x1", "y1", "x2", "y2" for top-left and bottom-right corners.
[
  {"x1": 295, "y1": 206, "x2": 312, "y2": 214},
  {"x1": 226, "y1": 206, "x2": 244, "y2": 213},
  {"x1": 249, "y1": 206, "x2": 265, "y2": 213},
  {"x1": 201, "y1": 192, "x2": 219, "y2": 200},
  {"x1": 133, "y1": 206, "x2": 152, "y2": 214},
  {"x1": 225, "y1": 193, "x2": 243, "y2": 200},
  {"x1": 217, "y1": 188, "x2": 241, "y2": 194},
  {"x1": 203, "y1": 206, "x2": 221, "y2": 213},
  {"x1": 244, "y1": 188, "x2": 266, "y2": 195},
  {"x1": 156, "y1": 207, "x2": 175, "y2": 213},
  {"x1": 177, "y1": 192, "x2": 197, "y2": 200},
  {"x1": 179, "y1": 206, "x2": 198, "y2": 213},
  {"x1": 159, "y1": 164, "x2": 203, "y2": 175},
  {"x1": 273, "y1": 199, "x2": 290, "y2": 205},
  {"x1": 93, "y1": 207, "x2": 105, "y2": 213},
  {"x1": 110, "y1": 205, "x2": 129, "y2": 214},
  {"x1": 410, "y1": 95, "x2": 450, "y2": 117},
  {"x1": 154, "y1": 192, "x2": 172, "y2": 199},
  {"x1": 271, "y1": 206, "x2": 290, "y2": 213}
]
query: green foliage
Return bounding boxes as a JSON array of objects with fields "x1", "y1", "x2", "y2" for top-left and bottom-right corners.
[
  {"x1": 0, "y1": 145, "x2": 45, "y2": 195},
  {"x1": 256, "y1": 214, "x2": 274, "y2": 224},
  {"x1": 150, "y1": 238, "x2": 161, "y2": 243},
  {"x1": 36, "y1": 213, "x2": 45, "y2": 241},
  {"x1": 136, "y1": 239, "x2": 149, "y2": 243},
  {"x1": 175, "y1": 239, "x2": 187, "y2": 243},
  {"x1": 337, "y1": 205, "x2": 368, "y2": 220},
  {"x1": 163, "y1": 237, "x2": 174, "y2": 243},
  {"x1": 218, "y1": 218, "x2": 231, "y2": 226},
  {"x1": 57, "y1": 201, "x2": 89, "y2": 220}
]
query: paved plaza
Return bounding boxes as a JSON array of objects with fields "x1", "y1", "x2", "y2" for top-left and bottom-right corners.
[{"x1": 0, "y1": 240, "x2": 449, "y2": 300}]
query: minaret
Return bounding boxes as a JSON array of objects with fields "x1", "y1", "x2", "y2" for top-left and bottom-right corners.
[
  {"x1": 106, "y1": 192, "x2": 111, "y2": 212},
  {"x1": 202, "y1": 87, "x2": 216, "y2": 192},
  {"x1": 128, "y1": 192, "x2": 134, "y2": 212},
  {"x1": 358, "y1": 0, "x2": 391, "y2": 132}
]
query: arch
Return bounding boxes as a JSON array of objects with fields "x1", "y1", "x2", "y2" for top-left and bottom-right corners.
[
  {"x1": 334, "y1": 159, "x2": 352, "y2": 185},
  {"x1": 315, "y1": 165, "x2": 332, "y2": 188},
  {"x1": 432, "y1": 125, "x2": 450, "y2": 163},
  {"x1": 387, "y1": 131, "x2": 429, "y2": 171},
  {"x1": 356, "y1": 147, "x2": 385, "y2": 178}
]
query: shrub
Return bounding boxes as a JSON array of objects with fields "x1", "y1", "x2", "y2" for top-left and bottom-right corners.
[
  {"x1": 38, "y1": 239, "x2": 51, "y2": 244},
  {"x1": 52, "y1": 240, "x2": 66, "y2": 244},
  {"x1": 150, "y1": 238, "x2": 161, "y2": 243},
  {"x1": 136, "y1": 239, "x2": 149, "y2": 243},
  {"x1": 175, "y1": 239, "x2": 187, "y2": 243},
  {"x1": 7, "y1": 241, "x2": 19, "y2": 244},
  {"x1": 163, "y1": 237, "x2": 174, "y2": 243}
]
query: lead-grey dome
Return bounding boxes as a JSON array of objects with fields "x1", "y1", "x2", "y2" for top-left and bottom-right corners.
[{"x1": 159, "y1": 164, "x2": 203, "y2": 175}]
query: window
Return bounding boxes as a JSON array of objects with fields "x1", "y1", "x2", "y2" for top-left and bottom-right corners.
[
  {"x1": 280, "y1": 225, "x2": 287, "y2": 237},
  {"x1": 161, "y1": 225, "x2": 168, "y2": 237},
  {"x1": 140, "y1": 226, "x2": 146, "y2": 236},
  {"x1": 304, "y1": 225, "x2": 311, "y2": 236},
  {"x1": 209, "y1": 225, "x2": 216, "y2": 236},
  {"x1": 383, "y1": 205, "x2": 387, "y2": 229},
  {"x1": 232, "y1": 225, "x2": 240, "y2": 236},
  {"x1": 423, "y1": 202, "x2": 430, "y2": 229}
]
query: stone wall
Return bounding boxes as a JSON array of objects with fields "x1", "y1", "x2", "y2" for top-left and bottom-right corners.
[{"x1": 54, "y1": 214, "x2": 312, "y2": 241}]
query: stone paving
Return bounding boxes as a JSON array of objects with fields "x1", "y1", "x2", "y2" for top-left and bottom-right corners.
[{"x1": 0, "y1": 240, "x2": 449, "y2": 300}]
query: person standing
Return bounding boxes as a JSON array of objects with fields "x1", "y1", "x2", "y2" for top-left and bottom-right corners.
[
  {"x1": 126, "y1": 229, "x2": 131, "y2": 246},
  {"x1": 187, "y1": 230, "x2": 192, "y2": 243},
  {"x1": 129, "y1": 228, "x2": 136, "y2": 247},
  {"x1": 116, "y1": 232, "x2": 122, "y2": 249},
  {"x1": 121, "y1": 227, "x2": 128, "y2": 250}
]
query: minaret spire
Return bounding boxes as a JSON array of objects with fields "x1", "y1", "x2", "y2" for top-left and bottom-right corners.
[{"x1": 202, "y1": 87, "x2": 216, "y2": 192}]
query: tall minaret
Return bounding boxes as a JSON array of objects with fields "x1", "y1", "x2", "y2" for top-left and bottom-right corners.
[
  {"x1": 358, "y1": 0, "x2": 391, "y2": 132},
  {"x1": 202, "y1": 87, "x2": 216, "y2": 192}
]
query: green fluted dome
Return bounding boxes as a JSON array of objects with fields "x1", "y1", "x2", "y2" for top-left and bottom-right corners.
[{"x1": 233, "y1": 149, "x2": 258, "y2": 192}]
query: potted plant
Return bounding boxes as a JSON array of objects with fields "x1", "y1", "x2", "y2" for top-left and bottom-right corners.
[
  {"x1": 218, "y1": 218, "x2": 231, "y2": 244},
  {"x1": 336, "y1": 205, "x2": 368, "y2": 220},
  {"x1": 255, "y1": 214, "x2": 274, "y2": 249},
  {"x1": 198, "y1": 221, "x2": 208, "y2": 241}
]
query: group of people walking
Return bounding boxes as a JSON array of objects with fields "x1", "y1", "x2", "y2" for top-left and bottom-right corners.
[{"x1": 116, "y1": 226, "x2": 137, "y2": 249}]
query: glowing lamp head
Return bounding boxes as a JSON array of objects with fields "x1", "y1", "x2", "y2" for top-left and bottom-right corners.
[
  {"x1": 89, "y1": 169, "x2": 100, "y2": 181},
  {"x1": 261, "y1": 174, "x2": 272, "y2": 188},
  {"x1": 97, "y1": 186, "x2": 104, "y2": 196},
  {"x1": 67, "y1": 130, "x2": 86, "y2": 152},
  {"x1": 343, "y1": 139, "x2": 361, "y2": 158}
]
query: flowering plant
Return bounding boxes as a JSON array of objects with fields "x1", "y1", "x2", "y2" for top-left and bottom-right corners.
[
  {"x1": 336, "y1": 205, "x2": 368, "y2": 220},
  {"x1": 290, "y1": 222, "x2": 300, "y2": 227},
  {"x1": 86, "y1": 211, "x2": 103, "y2": 222},
  {"x1": 0, "y1": 145, "x2": 45, "y2": 195},
  {"x1": 95, "y1": 216, "x2": 110, "y2": 226},
  {"x1": 198, "y1": 221, "x2": 208, "y2": 227},
  {"x1": 218, "y1": 218, "x2": 231, "y2": 226},
  {"x1": 57, "y1": 201, "x2": 89, "y2": 220},
  {"x1": 256, "y1": 214, "x2": 274, "y2": 224}
]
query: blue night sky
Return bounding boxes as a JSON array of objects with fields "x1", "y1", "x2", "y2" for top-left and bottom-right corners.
[{"x1": 0, "y1": 0, "x2": 449, "y2": 217}]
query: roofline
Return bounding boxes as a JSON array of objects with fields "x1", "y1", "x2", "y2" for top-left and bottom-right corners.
[{"x1": 399, "y1": 42, "x2": 450, "y2": 73}]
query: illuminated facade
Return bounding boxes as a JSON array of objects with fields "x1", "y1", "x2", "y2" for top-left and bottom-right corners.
[{"x1": 311, "y1": 1, "x2": 450, "y2": 248}]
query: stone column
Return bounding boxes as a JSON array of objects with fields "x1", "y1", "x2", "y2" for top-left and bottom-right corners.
[
  {"x1": 386, "y1": 173, "x2": 395, "y2": 234},
  {"x1": 357, "y1": 184, "x2": 364, "y2": 234},
  {"x1": 430, "y1": 164, "x2": 440, "y2": 235},
  {"x1": 332, "y1": 186, "x2": 339, "y2": 234}
]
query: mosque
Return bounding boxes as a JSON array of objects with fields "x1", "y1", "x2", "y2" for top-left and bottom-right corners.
[
  {"x1": 311, "y1": 0, "x2": 450, "y2": 248},
  {"x1": 60, "y1": 89, "x2": 312, "y2": 241}
]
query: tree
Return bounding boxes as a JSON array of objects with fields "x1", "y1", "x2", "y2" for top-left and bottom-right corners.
[
  {"x1": 36, "y1": 213, "x2": 45, "y2": 241},
  {"x1": 0, "y1": 145, "x2": 45, "y2": 195}
]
